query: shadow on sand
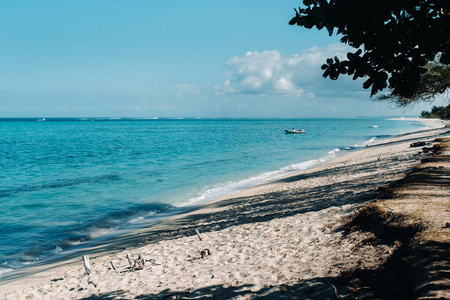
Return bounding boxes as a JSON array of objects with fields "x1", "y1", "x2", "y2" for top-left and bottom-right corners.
[
  {"x1": 4, "y1": 129, "x2": 449, "y2": 298},
  {"x1": 78, "y1": 134, "x2": 450, "y2": 299}
]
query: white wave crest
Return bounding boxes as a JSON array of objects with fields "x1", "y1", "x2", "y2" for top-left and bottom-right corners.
[
  {"x1": 365, "y1": 137, "x2": 377, "y2": 144},
  {"x1": 179, "y1": 169, "x2": 285, "y2": 207},
  {"x1": 180, "y1": 152, "x2": 342, "y2": 207},
  {"x1": 328, "y1": 148, "x2": 341, "y2": 155}
]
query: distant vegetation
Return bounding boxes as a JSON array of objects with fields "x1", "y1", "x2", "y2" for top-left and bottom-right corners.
[{"x1": 421, "y1": 104, "x2": 450, "y2": 119}]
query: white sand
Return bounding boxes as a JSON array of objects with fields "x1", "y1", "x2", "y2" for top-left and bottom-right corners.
[{"x1": 1, "y1": 122, "x2": 449, "y2": 299}]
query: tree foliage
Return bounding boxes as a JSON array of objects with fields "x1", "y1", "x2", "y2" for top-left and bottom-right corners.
[
  {"x1": 378, "y1": 61, "x2": 450, "y2": 106},
  {"x1": 421, "y1": 104, "x2": 450, "y2": 119},
  {"x1": 289, "y1": 0, "x2": 450, "y2": 103}
]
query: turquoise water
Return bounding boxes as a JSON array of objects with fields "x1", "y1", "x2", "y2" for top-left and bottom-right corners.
[{"x1": 0, "y1": 118, "x2": 428, "y2": 274}]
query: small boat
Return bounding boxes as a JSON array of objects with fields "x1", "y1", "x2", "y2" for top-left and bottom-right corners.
[
  {"x1": 37, "y1": 118, "x2": 46, "y2": 122},
  {"x1": 370, "y1": 125, "x2": 378, "y2": 128},
  {"x1": 285, "y1": 129, "x2": 306, "y2": 134}
]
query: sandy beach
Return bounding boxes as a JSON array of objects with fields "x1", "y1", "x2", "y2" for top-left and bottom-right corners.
[{"x1": 1, "y1": 120, "x2": 449, "y2": 299}]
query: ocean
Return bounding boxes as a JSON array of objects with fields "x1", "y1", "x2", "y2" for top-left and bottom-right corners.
[{"x1": 0, "y1": 117, "x2": 429, "y2": 275}]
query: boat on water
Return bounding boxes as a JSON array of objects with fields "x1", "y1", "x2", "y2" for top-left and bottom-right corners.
[
  {"x1": 37, "y1": 118, "x2": 46, "y2": 122},
  {"x1": 285, "y1": 129, "x2": 306, "y2": 134}
]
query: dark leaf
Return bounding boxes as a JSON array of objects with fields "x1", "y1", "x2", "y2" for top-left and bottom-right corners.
[
  {"x1": 363, "y1": 78, "x2": 374, "y2": 89},
  {"x1": 289, "y1": 0, "x2": 450, "y2": 102}
]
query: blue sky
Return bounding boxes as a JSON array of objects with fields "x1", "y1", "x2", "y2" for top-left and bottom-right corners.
[{"x1": 0, "y1": 1, "x2": 445, "y2": 118}]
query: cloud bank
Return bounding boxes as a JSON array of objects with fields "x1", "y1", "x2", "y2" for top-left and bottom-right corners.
[{"x1": 215, "y1": 44, "x2": 359, "y2": 98}]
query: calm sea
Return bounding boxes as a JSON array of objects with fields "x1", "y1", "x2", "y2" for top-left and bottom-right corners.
[{"x1": 0, "y1": 117, "x2": 429, "y2": 275}]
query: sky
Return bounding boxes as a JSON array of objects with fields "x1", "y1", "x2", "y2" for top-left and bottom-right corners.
[{"x1": 0, "y1": 0, "x2": 447, "y2": 118}]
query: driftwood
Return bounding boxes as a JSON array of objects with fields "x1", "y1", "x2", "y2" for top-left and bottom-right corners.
[
  {"x1": 133, "y1": 254, "x2": 145, "y2": 270},
  {"x1": 125, "y1": 253, "x2": 133, "y2": 266},
  {"x1": 195, "y1": 229, "x2": 213, "y2": 259},
  {"x1": 87, "y1": 277, "x2": 97, "y2": 287},
  {"x1": 82, "y1": 255, "x2": 97, "y2": 287},
  {"x1": 126, "y1": 253, "x2": 146, "y2": 271},
  {"x1": 199, "y1": 249, "x2": 211, "y2": 259},
  {"x1": 82, "y1": 255, "x2": 91, "y2": 275},
  {"x1": 110, "y1": 261, "x2": 116, "y2": 271},
  {"x1": 195, "y1": 229, "x2": 203, "y2": 241}
]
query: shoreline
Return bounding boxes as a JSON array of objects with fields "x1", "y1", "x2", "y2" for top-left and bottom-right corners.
[
  {"x1": 0, "y1": 118, "x2": 432, "y2": 276},
  {"x1": 0, "y1": 118, "x2": 437, "y2": 273},
  {"x1": 1, "y1": 121, "x2": 449, "y2": 299}
]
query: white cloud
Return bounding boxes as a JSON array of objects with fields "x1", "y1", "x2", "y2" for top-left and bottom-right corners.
[{"x1": 215, "y1": 44, "x2": 357, "y2": 97}]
